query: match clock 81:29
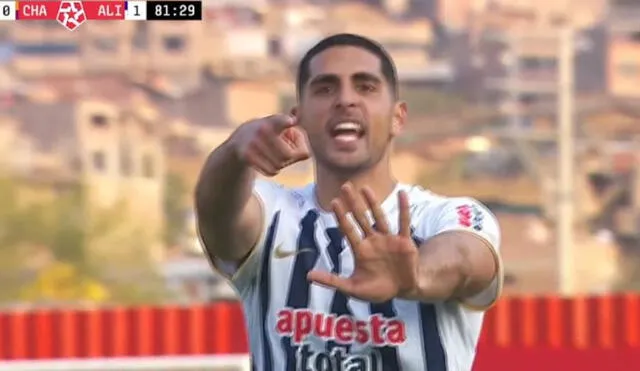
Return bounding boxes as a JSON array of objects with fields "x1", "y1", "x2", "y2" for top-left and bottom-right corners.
[{"x1": 146, "y1": 1, "x2": 202, "y2": 21}]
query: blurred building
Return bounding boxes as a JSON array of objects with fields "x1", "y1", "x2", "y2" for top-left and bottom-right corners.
[
  {"x1": 9, "y1": 21, "x2": 201, "y2": 78},
  {"x1": 453, "y1": 0, "x2": 609, "y2": 107},
  {"x1": 607, "y1": 0, "x2": 640, "y2": 98},
  {"x1": 398, "y1": 92, "x2": 640, "y2": 294},
  {"x1": 7, "y1": 17, "x2": 285, "y2": 81},
  {"x1": 263, "y1": 1, "x2": 453, "y2": 83},
  {"x1": 5, "y1": 1, "x2": 450, "y2": 87},
  {"x1": 0, "y1": 76, "x2": 168, "y2": 262},
  {"x1": 3, "y1": 0, "x2": 637, "y2": 300}
]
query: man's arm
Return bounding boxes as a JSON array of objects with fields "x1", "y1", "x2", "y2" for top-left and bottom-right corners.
[
  {"x1": 194, "y1": 139, "x2": 262, "y2": 263},
  {"x1": 194, "y1": 115, "x2": 309, "y2": 268},
  {"x1": 413, "y1": 199, "x2": 502, "y2": 309}
]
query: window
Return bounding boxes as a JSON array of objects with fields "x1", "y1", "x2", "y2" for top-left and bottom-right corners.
[
  {"x1": 91, "y1": 114, "x2": 108, "y2": 127},
  {"x1": 133, "y1": 23, "x2": 149, "y2": 50},
  {"x1": 618, "y1": 63, "x2": 640, "y2": 77},
  {"x1": 92, "y1": 151, "x2": 106, "y2": 172},
  {"x1": 163, "y1": 36, "x2": 185, "y2": 52},
  {"x1": 520, "y1": 57, "x2": 556, "y2": 70},
  {"x1": 120, "y1": 142, "x2": 133, "y2": 176},
  {"x1": 615, "y1": 0, "x2": 640, "y2": 7},
  {"x1": 268, "y1": 38, "x2": 282, "y2": 57},
  {"x1": 93, "y1": 37, "x2": 118, "y2": 52},
  {"x1": 142, "y1": 154, "x2": 155, "y2": 178},
  {"x1": 520, "y1": 94, "x2": 539, "y2": 105},
  {"x1": 15, "y1": 43, "x2": 79, "y2": 55}
]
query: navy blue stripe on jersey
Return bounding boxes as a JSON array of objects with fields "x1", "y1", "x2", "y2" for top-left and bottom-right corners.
[
  {"x1": 259, "y1": 212, "x2": 281, "y2": 371},
  {"x1": 281, "y1": 210, "x2": 320, "y2": 371},
  {"x1": 325, "y1": 227, "x2": 352, "y2": 352},
  {"x1": 410, "y1": 228, "x2": 421, "y2": 247},
  {"x1": 366, "y1": 223, "x2": 401, "y2": 370},
  {"x1": 411, "y1": 231, "x2": 447, "y2": 371},
  {"x1": 419, "y1": 304, "x2": 447, "y2": 371}
]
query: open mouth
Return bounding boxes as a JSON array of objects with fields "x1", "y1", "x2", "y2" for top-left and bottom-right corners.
[{"x1": 330, "y1": 121, "x2": 365, "y2": 143}]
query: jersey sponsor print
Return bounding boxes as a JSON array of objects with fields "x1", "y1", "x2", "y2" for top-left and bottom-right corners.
[
  {"x1": 276, "y1": 308, "x2": 406, "y2": 370},
  {"x1": 211, "y1": 181, "x2": 501, "y2": 371}
]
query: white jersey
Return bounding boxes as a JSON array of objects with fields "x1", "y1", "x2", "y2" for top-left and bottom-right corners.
[{"x1": 214, "y1": 180, "x2": 502, "y2": 371}]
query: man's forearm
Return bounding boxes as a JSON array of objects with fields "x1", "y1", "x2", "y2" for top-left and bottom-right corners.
[
  {"x1": 410, "y1": 230, "x2": 498, "y2": 303},
  {"x1": 195, "y1": 138, "x2": 255, "y2": 230},
  {"x1": 409, "y1": 231, "x2": 471, "y2": 302}
]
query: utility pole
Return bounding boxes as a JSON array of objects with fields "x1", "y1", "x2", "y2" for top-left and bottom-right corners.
[
  {"x1": 557, "y1": 25, "x2": 576, "y2": 295},
  {"x1": 506, "y1": 37, "x2": 522, "y2": 133}
]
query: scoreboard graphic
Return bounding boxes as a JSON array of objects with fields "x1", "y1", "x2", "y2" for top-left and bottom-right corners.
[{"x1": 0, "y1": 0, "x2": 202, "y2": 30}]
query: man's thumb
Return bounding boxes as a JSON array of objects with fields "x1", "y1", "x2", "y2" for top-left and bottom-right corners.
[
  {"x1": 293, "y1": 143, "x2": 311, "y2": 162},
  {"x1": 291, "y1": 130, "x2": 311, "y2": 161}
]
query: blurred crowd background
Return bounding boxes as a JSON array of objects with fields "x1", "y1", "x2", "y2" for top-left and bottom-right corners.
[{"x1": 0, "y1": 0, "x2": 638, "y2": 325}]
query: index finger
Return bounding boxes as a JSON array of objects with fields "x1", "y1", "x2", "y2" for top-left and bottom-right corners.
[
  {"x1": 331, "y1": 198, "x2": 362, "y2": 252},
  {"x1": 361, "y1": 187, "x2": 390, "y2": 234},
  {"x1": 266, "y1": 114, "x2": 296, "y2": 132},
  {"x1": 397, "y1": 190, "x2": 411, "y2": 237}
]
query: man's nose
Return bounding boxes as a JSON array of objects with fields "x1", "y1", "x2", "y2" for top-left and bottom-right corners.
[{"x1": 335, "y1": 87, "x2": 358, "y2": 109}]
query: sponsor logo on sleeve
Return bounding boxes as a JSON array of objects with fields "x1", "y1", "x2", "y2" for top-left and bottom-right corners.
[{"x1": 456, "y1": 204, "x2": 484, "y2": 231}]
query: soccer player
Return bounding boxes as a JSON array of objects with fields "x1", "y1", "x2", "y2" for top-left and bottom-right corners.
[{"x1": 195, "y1": 33, "x2": 503, "y2": 371}]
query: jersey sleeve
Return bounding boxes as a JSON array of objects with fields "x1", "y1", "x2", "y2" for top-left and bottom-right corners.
[
  {"x1": 212, "y1": 178, "x2": 285, "y2": 293},
  {"x1": 420, "y1": 197, "x2": 503, "y2": 311}
]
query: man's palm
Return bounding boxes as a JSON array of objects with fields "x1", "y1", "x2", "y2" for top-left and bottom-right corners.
[{"x1": 307, "y1": 184, "x2": 420, "y2": 303}]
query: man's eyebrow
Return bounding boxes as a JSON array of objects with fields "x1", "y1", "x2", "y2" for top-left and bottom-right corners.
[
  {"x1": 308, "y1": 74, "x2": 340, "y2": 85},
  {"x1": 309, "y1": 72, "x2": 383, "y2": 86},
  {"x1": 352, "y1": 72, "x2": 382, "y2": 83}
]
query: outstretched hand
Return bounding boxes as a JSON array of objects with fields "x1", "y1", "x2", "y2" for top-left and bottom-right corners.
[{"x1": 307, "y1": 183, "x2": 421, "y2": 303}]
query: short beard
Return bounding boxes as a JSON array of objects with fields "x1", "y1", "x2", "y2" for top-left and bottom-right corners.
[{"x1": 312, "y1": 144, "x2": 389, "y2": 180}]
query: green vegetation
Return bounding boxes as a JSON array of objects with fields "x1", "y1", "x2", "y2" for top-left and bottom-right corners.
[
  {"x1": 614, "y1": 248, "x2": 640, "y2": 292},
  {"x1": 163, "y1": 172, "x2": 188, "y2": 248},
  {"x1": 0, "y1": 175, "x2": 169, "y2": 307}
]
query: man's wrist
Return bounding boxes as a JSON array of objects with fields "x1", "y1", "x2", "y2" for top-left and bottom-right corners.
[
  {"x1": 401, "y1": 244, "x2": 468, "y2": 302},
  {"x1": 397, "y1": 265, "x2": 426, "y2": 301}
]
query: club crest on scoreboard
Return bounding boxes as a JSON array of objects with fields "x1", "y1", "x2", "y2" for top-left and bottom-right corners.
[{"x1": 56, "y1": 1, "x2": 86, "y2": 31}]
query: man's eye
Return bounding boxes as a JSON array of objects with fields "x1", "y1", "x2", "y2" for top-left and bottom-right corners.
[
  {"x1": 358, "y1": 84, "x2": 376, "y2": 92},
  {"x1": 314, "y1": 86, "x2": 333, "y2": 94}
]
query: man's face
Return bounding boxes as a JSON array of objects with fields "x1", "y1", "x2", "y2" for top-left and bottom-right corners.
[{"x1": 296, "y1": 46, "x2": 406, "y2": 174}]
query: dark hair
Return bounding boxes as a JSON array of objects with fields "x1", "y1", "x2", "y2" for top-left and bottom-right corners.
[{"x1": 296, "y1": 33, "x2": 398, "y2": 99}]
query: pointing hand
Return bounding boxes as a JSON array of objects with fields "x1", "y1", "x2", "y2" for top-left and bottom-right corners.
[{"x1": 232, "y1": 114, "x2": 310, "y2": 176}]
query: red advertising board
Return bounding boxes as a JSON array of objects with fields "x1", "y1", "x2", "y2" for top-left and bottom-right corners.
[{"x1": 0, "y1": 295, "x2": 637, "y2": 370}]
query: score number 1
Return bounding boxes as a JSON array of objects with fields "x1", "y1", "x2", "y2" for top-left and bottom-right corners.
[
  {"x1": 0, "y1": 1, "x2": 16, "y2": 21},
  {"x1": 125, "y1": 0, "x2": 147, "y2": 21}
]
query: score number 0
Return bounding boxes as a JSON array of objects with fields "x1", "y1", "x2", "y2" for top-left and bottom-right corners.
[{"x1": 0, "y1": 1, "x2": 16, "y2": 21}]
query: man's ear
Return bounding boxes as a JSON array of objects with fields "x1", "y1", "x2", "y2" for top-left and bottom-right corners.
[{"x1": 391, "y1": 101, "x2": 407, "y2": 137}]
